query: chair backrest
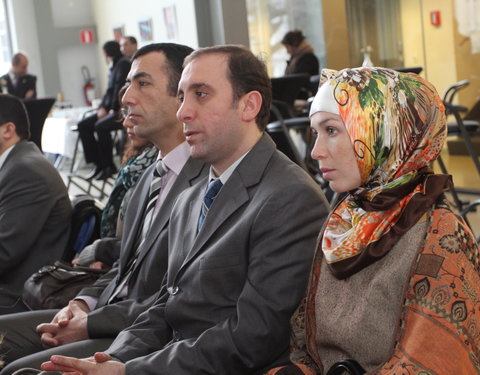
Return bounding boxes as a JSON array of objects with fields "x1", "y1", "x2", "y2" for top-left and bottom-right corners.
[
  {"x1": 442, "y1": 80, "x2": 469, "y2": 111},
  {"x1": 23, "y1": 97, "x2": 56, "y2": 151},
  {"x1": 271, "y1": 73, "x2": 311, "y2": 108},
  {"x1": 62, "y1": 194, "x2": 103, "y2": 262},
  {"x1": 393, "y1": 66, "x2": 423, "y2": 74}
]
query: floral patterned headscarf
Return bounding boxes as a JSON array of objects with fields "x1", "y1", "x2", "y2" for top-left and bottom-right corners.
[{"x1": 311, "y1": 67, "x2": 452, "y2": 278}]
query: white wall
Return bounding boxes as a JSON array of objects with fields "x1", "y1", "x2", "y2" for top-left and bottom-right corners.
[{"x1": 90, "y1": 0, "x2": 198, "y2": 92}]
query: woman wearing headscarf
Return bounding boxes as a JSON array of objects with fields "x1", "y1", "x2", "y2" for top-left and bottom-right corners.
[{"x1": 267, "y1": 68, "x2": 480, "y2": 374}]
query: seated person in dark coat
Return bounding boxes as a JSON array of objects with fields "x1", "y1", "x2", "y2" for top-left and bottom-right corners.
[
  {"x1": 0, "y1": 94, "x2": 71, "y2": 315},
  {"x1": 0, "y1": 52, "x2": 37, "y2": 99},
  {"x1": 77, "y1": 41, "x2": 131, "y2": 181},
  {"x1": 282, "y1": 29, "x2": 319, "y2": 76}
]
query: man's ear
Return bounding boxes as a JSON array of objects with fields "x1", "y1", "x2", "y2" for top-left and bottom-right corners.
[
  {"x1": 0, "y1": 122, "x2": 17, "y2": 139},
  {"x1": 240, "y1": 91, "x2": 262, "y2": 122}
]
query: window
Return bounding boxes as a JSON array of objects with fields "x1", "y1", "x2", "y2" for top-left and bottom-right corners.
[
  {"x1": 0, "y1": 0, "x2": 12, "y2": 74},
  {"x1": 246, "y1": 0, "x2": 326, "y2": 77}
]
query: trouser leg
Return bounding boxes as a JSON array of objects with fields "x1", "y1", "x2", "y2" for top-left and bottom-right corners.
[
  {"x1": 77, "y1": 114, "x2": 99, "y2": 165},
  {"x1": 95, "y1": 113, "x2": 121, "y2": 169},
  {"x1": 0, "y1": 310, "x2": 58, "y2": 367}
]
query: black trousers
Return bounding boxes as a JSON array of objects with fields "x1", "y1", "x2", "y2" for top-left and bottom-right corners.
[{"x1": 77, "y1": 113, "x2": 122, "y2": 168}]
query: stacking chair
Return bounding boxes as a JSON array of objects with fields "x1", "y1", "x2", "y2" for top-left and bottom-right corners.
[
  {"x1": 22, "y1": 97, "x2": 56, "y2": 151},
  {"x1": 266, "y1": 116, "x2": 338, "y2": 204},
  {"x1": 62, "y1": 194, "x2": 103, "y2": 262},
  {"x1": 436, "y1": 80, "x2": 480, "y2": 212}
]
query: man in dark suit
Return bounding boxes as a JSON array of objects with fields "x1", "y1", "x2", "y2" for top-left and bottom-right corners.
[
  {"x1": 0, "y1": 43, "x2": 208, "y2": 374},
  {"x1": 0, "y1": 53, "x2": 37, "y2": 99},
  {"x1": 77, "y1": 41, "x2": 131, "y2": 181},
  {"x1": 41, "y1": 45, "x2": 329, "y2": 374},
  {"x1": 0, "y1": 94, "x2": 71, "y2": 315}
]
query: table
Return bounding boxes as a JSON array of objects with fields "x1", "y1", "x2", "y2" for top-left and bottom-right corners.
[{"x1": 41, "y1": 106, "x2": 92, "y2": 159}]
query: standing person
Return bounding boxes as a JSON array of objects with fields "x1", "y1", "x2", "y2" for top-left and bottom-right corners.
[
  {"x1": 39, "y1": 45, "x2": 329, "y2": 375},
  {"x1": 0, "y1": 53, "x2": 37, "y2": 99},
  {"x1": 119, "y1": 36, "x2": 138, "y2": 60},
  {"x1": 77, "y1": 41, "x2": 131, "y2": 181},
  {"x1": 266, "y1": 68, "x2": 480, "y2": 374},
  {"x1": 0, "y1": 43, "x2": 208, "y2": 374},
  {"x1": 0, "y1": 94, "x2": 71, "y2": 315},
  {"x1": 282, "y1": 29, "x2": 319, "y2": 76}
]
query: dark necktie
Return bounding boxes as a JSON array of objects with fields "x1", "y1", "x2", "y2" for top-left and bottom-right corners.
[
  {"x1": 141, "y1": 160, "x2": 169, "y2": 239},
  {"x1": 108, "y1": 160, "x2": 168, "y2": 304},
  {"x1": 197, "y1": 179, "x2": 223, "y2": 231}
]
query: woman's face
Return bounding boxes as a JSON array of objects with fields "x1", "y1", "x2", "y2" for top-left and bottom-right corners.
[
  {"x1": 123, "y1": 113, "x2": 149, "y2": 149},
  {"x1": 310, "y1": 111, "x2": 361, "y2": 193},
  {"x1": 284, "y1": 44, "x2": 294, "y2": 55}
]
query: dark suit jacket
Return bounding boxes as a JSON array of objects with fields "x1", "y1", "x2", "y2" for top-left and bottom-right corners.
[
  {"x1": 99, "y1": 57, "x2": 130, "y2": 112},
  {"x1": 0, "y1": 73, "x2": 37, "y2": 99},
  {"x1": 79, "y1": 157, "x2": 208, "y2": 338},
  {"x1": 0, "y1": 141, "x2": 71, "y2": 312},
  {"x1": 108, "y1": 134, "x2": 330, "y2": 374}
]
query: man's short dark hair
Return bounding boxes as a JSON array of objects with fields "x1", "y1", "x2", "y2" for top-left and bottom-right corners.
[
  {"x1": 103, "y1": 41, "x2": 122, "y2": 59},
  {"x1": 0, "y1": 94, "x2": 30, "y2": 140},
  {"x1": 124, "y1": 36, "x2": 137, "y2": 45},
  {"x1": 183, "y1": 45, "x2": 272, "y2": 131},
  {"x1": 132, "y1": 43, "x2": 194, "y2": 97}
]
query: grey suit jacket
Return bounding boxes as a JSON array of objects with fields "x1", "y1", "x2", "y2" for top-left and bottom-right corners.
[
  {"x1": 108, "y1": 134, "x2": 330, "y2": 374},
  {"x1": 0, "y1": 141, "x2": 71, "y2": 312},
  {"x1": 79, "y1": 157, "x2": 208, "y2": 338}
]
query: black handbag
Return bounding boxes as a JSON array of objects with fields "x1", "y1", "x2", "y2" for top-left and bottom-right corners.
[
  {"x1": 326, "y1": 360, "x2": 366, "y2": 375},
  {"x1": 22, "y1": 260, "x2": 106, "y2": 310}
]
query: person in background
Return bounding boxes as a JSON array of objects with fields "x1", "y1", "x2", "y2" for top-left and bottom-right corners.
[
  {"x1": 99, "y1": 84, "x2": 158, "y2": 239},
  {"x1": 0, "y1": 94, "x2": 71, "y2": 315},
  {"x1": 267, "y1": 67, "x2": 480, "y2": 375},
  {"x1": 73, "y1": 86, "x2": 158, "y2": 269},
  {"x1": 281, "y1": 29, "x2": 319, "y2": 76},
  {"x1": 77, "y1": 41, "x2": 131, "y2": 181},
  {"x1": 0, "y1": 53, "x2": 37, "y2": 99},
  {"x1": 119, "y1": 36, "x2": 138, "y2": 60}
]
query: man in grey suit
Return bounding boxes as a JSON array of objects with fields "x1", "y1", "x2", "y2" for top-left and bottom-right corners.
[
  {"x1": 41, "y1": 45, "x2": 329, "y2": 374},
  {"x1": 0, "y1": 43, "x2": 208, "y2": 374},
  {"x1": 0, "y1": 94, "x2": 71, "y2": 315}
]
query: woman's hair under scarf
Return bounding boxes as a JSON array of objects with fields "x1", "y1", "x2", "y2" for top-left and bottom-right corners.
[{"x1": 311, "y1": 67, "x2": 453, "y2": 279}]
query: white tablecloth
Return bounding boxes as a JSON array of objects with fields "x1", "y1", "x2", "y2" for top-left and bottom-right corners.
[{"x1": 41, "y1": 106, "x2": 92, "y2": 159}]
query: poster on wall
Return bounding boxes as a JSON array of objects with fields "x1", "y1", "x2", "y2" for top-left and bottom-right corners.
[
  {"x1": 163, "y1": 5, "x2": 178, "y2": 39},
  {"x1": 139, "y1": 18, "x2": 153, "y2": 41},
  {"x1": 113, "y1": 25, "x2": 124, "y2": 41}
]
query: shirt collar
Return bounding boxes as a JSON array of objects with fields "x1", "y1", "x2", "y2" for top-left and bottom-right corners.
[
  {"x1": 159, "y1": 141, "x2": 190, "y2": 176},
  {"x1": 208, "y1": 149, "x2": 250, "y2": 185},
  {"x1": 0, "y1": 144, "x2": 16, "y2": 171}
]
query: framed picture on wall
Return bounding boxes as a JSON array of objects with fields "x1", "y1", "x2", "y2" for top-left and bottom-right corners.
[
  {"x1": 163, "y1": 5, "x2": 178, "y2": 39},
  {"x1": 113, "y1": 25, "x2": 124, "y2": 42},
  {"x1": 139, "y1": 18, "x2": 153, "y2": 41}
]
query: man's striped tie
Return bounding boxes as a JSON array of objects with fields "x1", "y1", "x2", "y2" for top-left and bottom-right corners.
[{"x1": 197, "y1": 178, "x2": 223, "y2": 231}]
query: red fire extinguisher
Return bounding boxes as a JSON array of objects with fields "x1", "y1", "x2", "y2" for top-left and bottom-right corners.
[{"x1": 82, "y1": 66, "x2": 95, "y2": 106}]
